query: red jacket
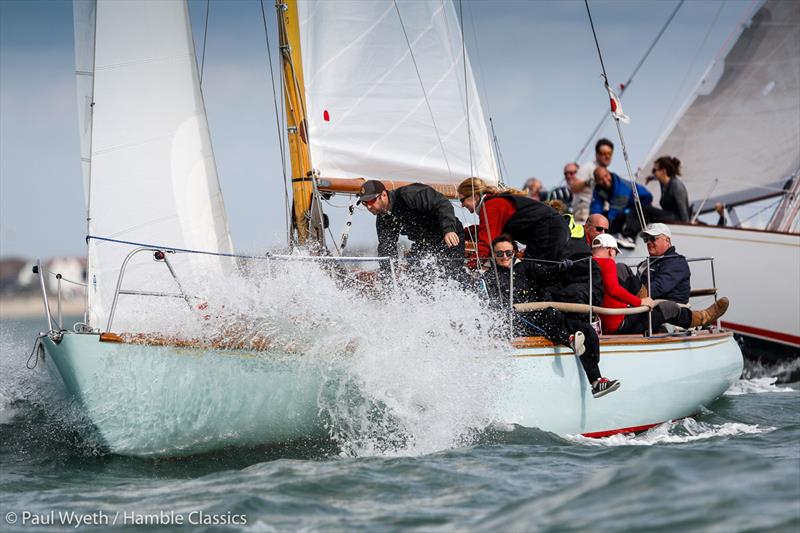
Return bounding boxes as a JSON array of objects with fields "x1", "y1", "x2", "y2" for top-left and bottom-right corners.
[
  {"x1": 464, "y1": 195, "x2": 517, "y2": 260},
  {"x1": 593, "y1": 256, "x2": 641, "y2": 334}
]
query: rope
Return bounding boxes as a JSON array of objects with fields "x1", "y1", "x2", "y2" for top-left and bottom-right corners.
[
  {"x1": 27, "y1": 335, "x2": 47, "y2": 370},
  {"x1": 199, "y1": 0, "x2": 211, "y2": 85},
  {"x1": 260, "y1": 0, "x2": 291, "y2": 245},
  {"x1": 393, "y1": 0, "x2": 453, "y2": 179},
  {"x1": 514, "y1": 301, "x2": 658, "y2": 316},
  {"x1": 575, "y1": 0, "x2": 685, "y2": 162}
]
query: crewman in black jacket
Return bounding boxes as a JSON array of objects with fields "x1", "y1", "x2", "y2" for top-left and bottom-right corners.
[{"x1": 358, "y1": 180, "x2": 465, "y2": 277}]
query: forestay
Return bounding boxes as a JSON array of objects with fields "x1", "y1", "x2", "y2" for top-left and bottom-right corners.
[
  {"x1": 296, "y1": 0, "x2": 499, "y2": 186},
  {"x1": 74, "y1": 0, "x2": 234, "y2": 329},
  {"x1": 640, "y1": 0, "x2": 800, "y2": 207}
]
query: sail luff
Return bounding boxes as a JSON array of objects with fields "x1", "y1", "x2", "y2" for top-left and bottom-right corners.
[{"x1": 78, "y1": 0, "x2": 235, "y2": 329}]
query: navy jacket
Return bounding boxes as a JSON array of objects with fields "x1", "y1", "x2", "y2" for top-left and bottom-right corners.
[
  {"x1": 637, "y1": 246, "x2": 691, "y2": 303},
  {"x1": 590, "y1": 172, "x2": 653, "y2": 224}
]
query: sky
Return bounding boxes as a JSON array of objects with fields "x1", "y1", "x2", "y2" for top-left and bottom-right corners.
[{"x1": 0, "y1": 0, "x2": 752, "y2": 259}]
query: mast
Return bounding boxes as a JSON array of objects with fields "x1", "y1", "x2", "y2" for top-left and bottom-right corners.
[{"x1": 276, "y1": 0, "x2": 324, "y2": 246}]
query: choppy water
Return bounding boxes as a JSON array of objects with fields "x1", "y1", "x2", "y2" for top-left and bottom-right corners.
[{"x1": 2, "y1": 315, "x2": 799, "y2": 532}]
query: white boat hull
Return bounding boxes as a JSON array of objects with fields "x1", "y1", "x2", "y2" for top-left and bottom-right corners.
[
  {"x1": 667, "y1": 224, "x2": 800, "y2": 350},
  {"x1": 41, "y1": 331, "x2": 743, "y2": 457}
]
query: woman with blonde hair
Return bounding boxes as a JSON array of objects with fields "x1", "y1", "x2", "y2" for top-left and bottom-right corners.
[
  {"x1": 459, "y1": 176, "x2": 602, "y2": 306},
  {"x1": 457, "y1": 177, "x2": 568, "y2": 266}
]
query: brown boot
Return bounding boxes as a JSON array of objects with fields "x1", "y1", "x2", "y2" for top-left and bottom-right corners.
[{"x1": 690, "y1": 297, "x2": 730, "y2": 327}]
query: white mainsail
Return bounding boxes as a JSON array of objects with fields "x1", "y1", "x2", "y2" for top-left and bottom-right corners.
[
  {"x1": 73, "y1": 0, "x2": 234, "y2": 329},
  {"x1": 296, "y1": 0, "x2": 499, "y2": 186},
  {"x1": 640, "y1": 0, "x2": 800, "y2": 211}
]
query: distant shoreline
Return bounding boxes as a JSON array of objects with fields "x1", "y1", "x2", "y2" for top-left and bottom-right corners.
[{"x1": 0, "y1": 296, "x2": 85, "y2": 319}]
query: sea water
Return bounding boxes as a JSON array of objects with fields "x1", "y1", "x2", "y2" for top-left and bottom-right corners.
[{"x1": 1, "y1": 268, "x2": 799, "y2": 532}]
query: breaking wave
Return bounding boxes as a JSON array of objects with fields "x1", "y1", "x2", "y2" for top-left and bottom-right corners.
[
  {"x1": 568, "y1": 418, "x2": 774, "y2": 446},
  {"x1": 3, "y1": 257, "x2": 513, "y2": 458},
  {"x1": 724, "y1": 377, "x2": 796, "y2": 396}
]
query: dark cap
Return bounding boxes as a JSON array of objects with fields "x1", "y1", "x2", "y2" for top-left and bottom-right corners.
[{"x1": 357, "y1": 180, "x2": 386, "y2": 204}]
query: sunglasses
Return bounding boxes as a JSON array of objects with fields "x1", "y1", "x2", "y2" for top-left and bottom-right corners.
[
  {"x1": 363, "y1": 196, "x2": 379, "y2": 206},
  {"x1": 459, "y1": 196, "x2": 468, "y2": 206},
  {"x1": 642, "y1": 234, "x2": 662, "y2": 243},
  {"x1": 494, "y1": 250, "x2": 515, "y2": 258},
  {"x1": 593, "y1": 226, "x2": 608, "y2": 233}
]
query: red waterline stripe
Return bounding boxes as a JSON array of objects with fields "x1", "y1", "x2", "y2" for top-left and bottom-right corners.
[
  {"x1": 582, "y1": 422, "x2": 661, "y2": 439},
  {"x1": 720, "y1": 321, "x2": 800, "y2": 347}
]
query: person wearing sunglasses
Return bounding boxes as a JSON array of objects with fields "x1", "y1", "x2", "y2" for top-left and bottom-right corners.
[
  {"x1": 636, "y1": 223, "x2": 691, "y2": 304},
  {"x1": 583, "y1": 213, "x2": 609, "y2": 246},
  {"x1": 484, "y1": 235, "x2": 619, "y2": 398},
  {"x1": 358, "y1": 180, "x2": 464, "y2": 278},
  {"x1": 592, "y1": 233, "x2": 729, "y2": 335}
]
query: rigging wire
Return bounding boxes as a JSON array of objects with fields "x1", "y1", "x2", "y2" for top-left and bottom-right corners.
[
  {"x1": 259, "y1": 0, "x2": 292, "y2": 246},
  {"x1": 582, "y1": 0, "x2": 647, "y2": 232},
  {"x1": 199, "y1": 0, "x2": 211, "y2": 84},
  {"x1": 458, "y1": 0, "x2": 474, "y2": 177},
  {"x1": 574, "y1": 0, "x2": 685, "y2": 163},
  {"x1": 393, "y1": 0, "x2": 454, "y2": 179}
]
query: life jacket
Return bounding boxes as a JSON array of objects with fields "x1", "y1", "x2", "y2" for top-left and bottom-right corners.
[{"x1": 564, "y1": 213, "x2": 585, "y2": 239}]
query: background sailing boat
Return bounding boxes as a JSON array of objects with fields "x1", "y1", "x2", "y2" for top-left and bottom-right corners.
[{"x1": 638, "y1": 0, "x2": 800, "y2": 363}]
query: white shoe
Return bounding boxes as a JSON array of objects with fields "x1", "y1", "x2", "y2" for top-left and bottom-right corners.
[
  {"x1": 615, "y1": 234, "x2": 636, "y2": 250},
  {"x1": 569, "y1": 331, "x2": 585, "y2": 356}
]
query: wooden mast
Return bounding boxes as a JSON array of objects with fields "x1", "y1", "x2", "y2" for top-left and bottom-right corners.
[{"x1": 277, "y1": 0, "x2": 319, "y2": 245}]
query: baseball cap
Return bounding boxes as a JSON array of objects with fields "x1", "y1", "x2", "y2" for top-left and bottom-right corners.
[
  {"x1": 357, "y1": 180, "x2": 386, "y2": 204},
  {"x1": 640, "y1": 222, "x2": 671, "y2": 239},
  {"x1": 591, "y1": 233, "x2": 619, "y2": 251}
]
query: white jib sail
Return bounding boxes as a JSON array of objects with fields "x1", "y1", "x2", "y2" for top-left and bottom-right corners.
[
  {"x1": 640, "y1": 0, "x2": 800, "y2": 207},
  {"x1": 74, "y1": 0, "x2": 234, "y2": 330},
  {"x1": 296, "y1": 0, "x2": 499, "y2": 186}
]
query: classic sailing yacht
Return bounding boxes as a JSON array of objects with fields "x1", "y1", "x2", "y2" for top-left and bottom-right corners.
[
  {"x1": 34, "y1": 0, "x2": 743, "y2": 457},
  {"x1": 639, "y1": 0, "x2": 800, "y2": 363}
]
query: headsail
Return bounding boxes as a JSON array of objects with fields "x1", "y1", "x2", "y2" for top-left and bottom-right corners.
[
  {"x1": 296, "y1": 0, "x2": 499, "y2": 186},
  {"x1": 640, "y1": 0, "x2": 800, "y2": 213},
  {"x1": 74, "y1": 0, "x2": 234, "y2": 329}
]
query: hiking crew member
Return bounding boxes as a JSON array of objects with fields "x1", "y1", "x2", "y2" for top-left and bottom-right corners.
[
  {"x1": 591, "y1": 234, "x2": 729, "y2": 334},
  {"x1": 637, "y1": 223, "x2": 691, "y2": 303},
  {"x1": 457, "y1": 177, "x2": 602, "y2": 307},
  {"x1": 359, "y1": 180, "x2": 465, "y2": 277},
  {"x1": 485, "y1": 235, "x2": 620, "y2": 398}
]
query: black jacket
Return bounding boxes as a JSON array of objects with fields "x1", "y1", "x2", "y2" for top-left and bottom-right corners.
[
  {"x1": 491, "y1": 194, "x2": 569, "y2": 261},
  {"x1": 637, "y1": 246, "x2": 691, "y2": 303},
  {"x1": 376, "y1": 183, "x2": 464, "y2": 258}
]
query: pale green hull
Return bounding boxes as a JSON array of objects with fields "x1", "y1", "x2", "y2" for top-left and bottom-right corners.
[
  {"x1": 42, "y1": 334, "x2": 330, "y2": 457},
  {"x1": 42, "y1": 331, "x2": 743, "y2": 457}
]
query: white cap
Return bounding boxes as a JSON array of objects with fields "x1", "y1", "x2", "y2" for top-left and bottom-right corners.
[
  {"x1": 640, "y1": 222, "x2": 672, "y2": 239},
  {"x1": 592, "y1": 233, "x2": 619, "y2": 251}
]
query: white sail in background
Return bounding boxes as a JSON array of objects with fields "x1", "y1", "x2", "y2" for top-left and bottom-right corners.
[
  {"x1": 296, "y1": 0, "x2": 499, "y2": 186},
  {"x1": 74, "y1": 0, "x2": 234, "y2": 329},
  {"x1": 641, "y1": 0, "x2": 800, "y2": 209}
]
